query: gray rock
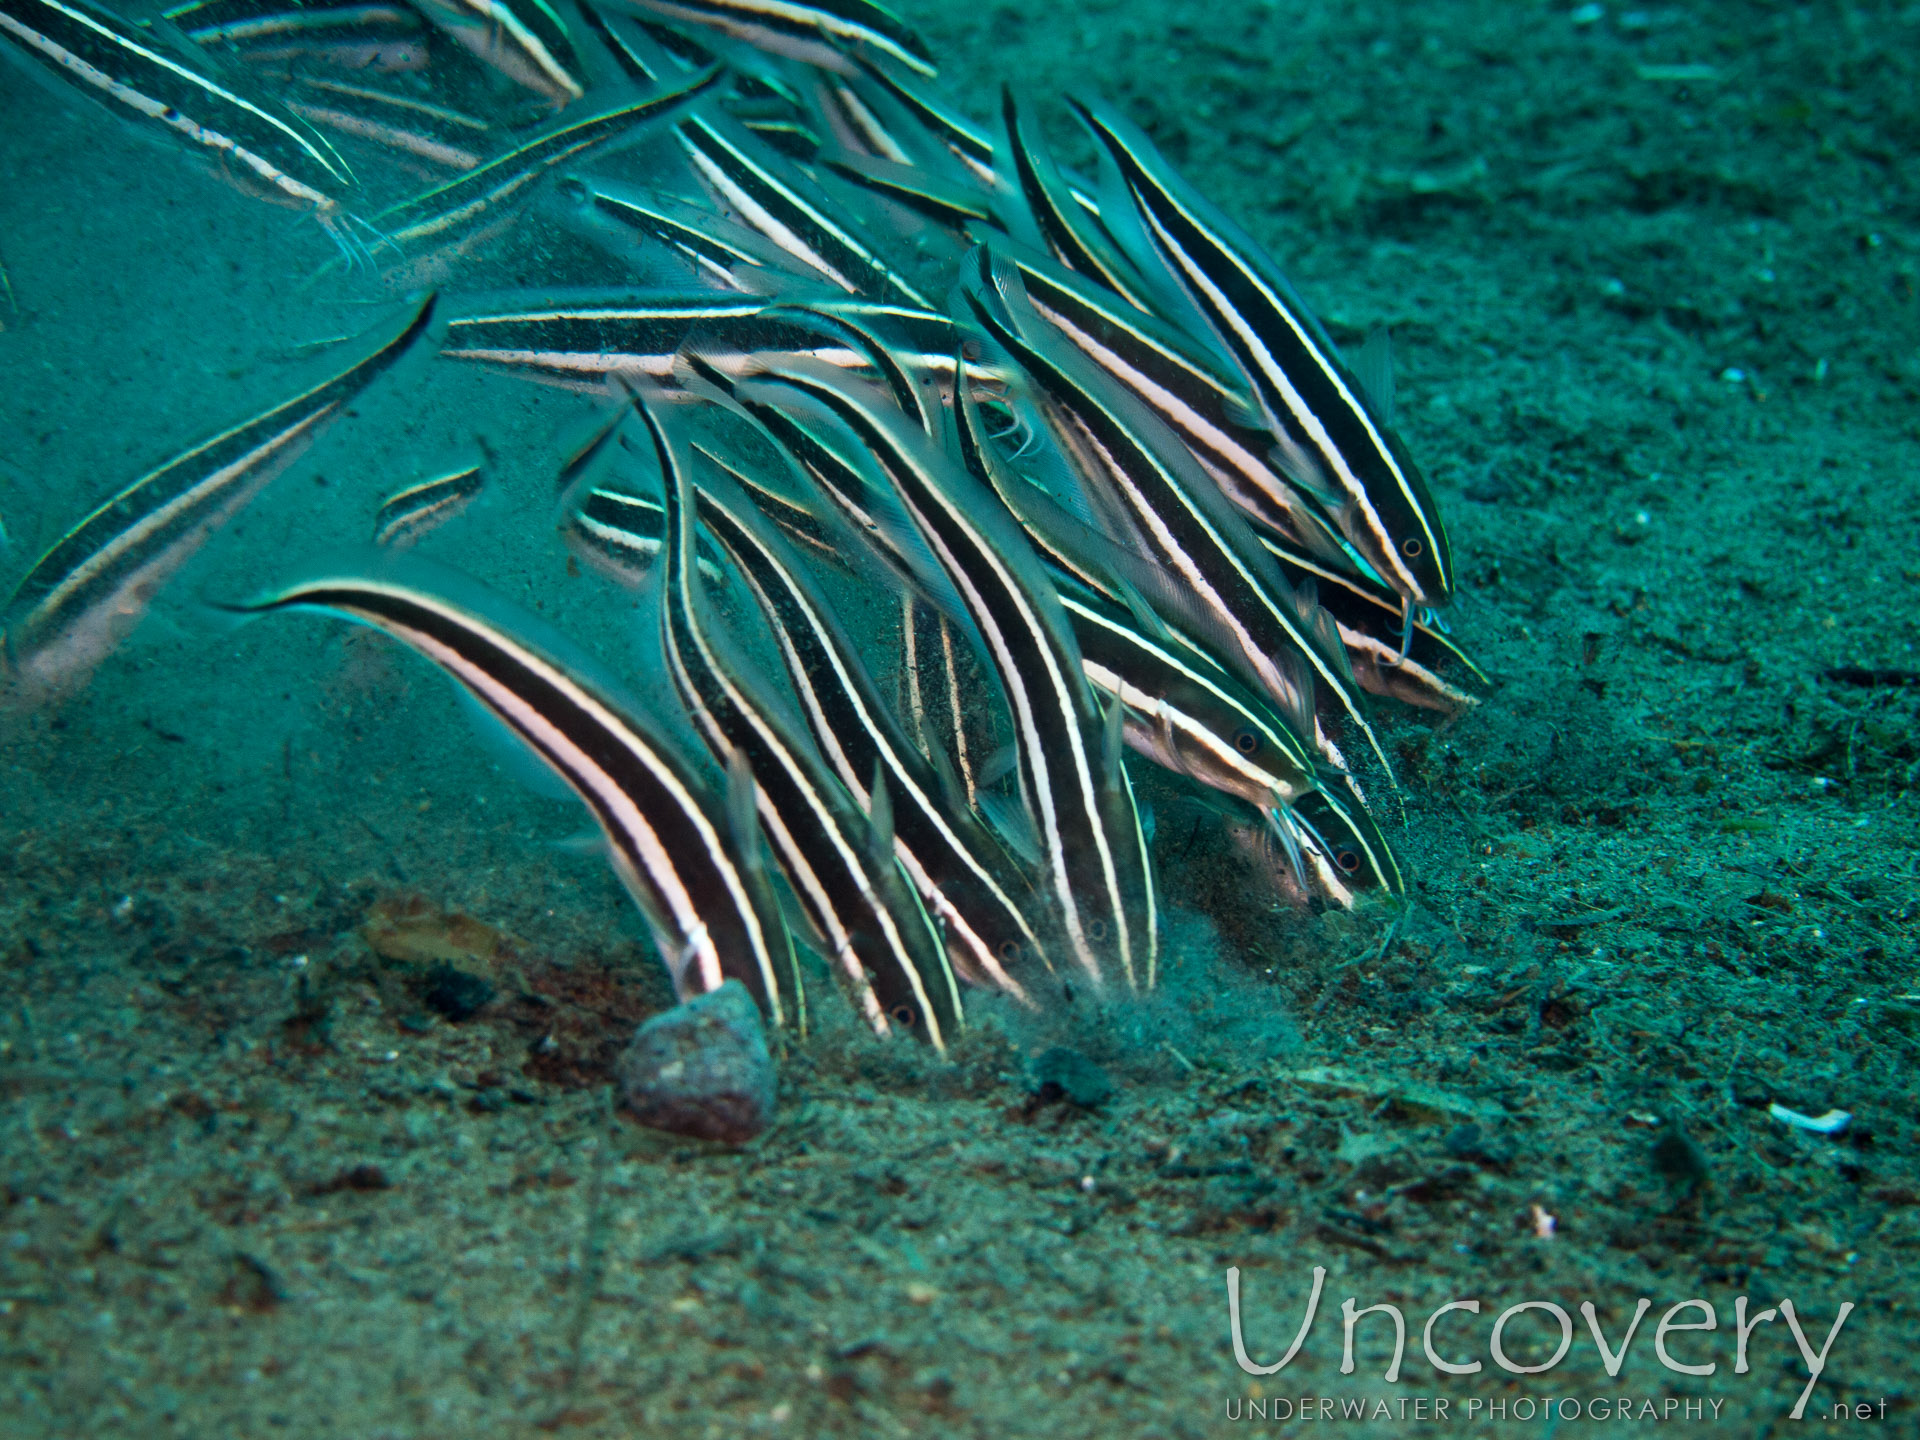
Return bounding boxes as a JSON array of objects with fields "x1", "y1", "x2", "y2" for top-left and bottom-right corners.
[{"x1": 615, "y1": 980, "x2": 777, "y2": 1144}]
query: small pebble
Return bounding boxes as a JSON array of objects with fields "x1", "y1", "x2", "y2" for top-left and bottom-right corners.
[{"x1": 615, "y1": 981, "x2": 777, "y2": 1145}]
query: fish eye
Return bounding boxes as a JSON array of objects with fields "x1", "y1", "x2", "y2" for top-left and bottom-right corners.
[
  {"x1": 556, "y1": 177, "x2": 589, "y2": 205},
  {"x1": 1087, "y1": 919, "x2": 1108, "y2": 941},
  {"x1": 996, "y1": 939, "x2": 1021, "y2": 962},
  {"x1": 1335, "y1": 850, "x2": 1361, "y2": 873},
  {"x1": 1232, "y1": 728, "x2": 1260, "y2": 755},
  {"x1": 891, "y1": 1004, "x2": 917, "y2": 1028},
  {"x1": 1401, "y1": 537, "x2": 1425, "y2": 559}
]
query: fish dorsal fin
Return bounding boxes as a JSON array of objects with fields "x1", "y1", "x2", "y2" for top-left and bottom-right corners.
[
  {"x1": 1100, "y1": 686, "x2": 1126, "y2": 791},
  {"x1": 1267, "y1": 433, "x2": 1340, "y2": 510},
  {"x1": 1264, "y1": 645, "x2": 1318, "y2": 745},
  {"x1": 867, "y1": 761, "x2": 895, "y2": 865},
  {"x1": 976, "y1": 789, "x2": 1042, "y2": 869},
  {"x1": 1301, "y1": 586, "x2": 1355, "y2": 687},
  {"x1": 725, "y1": 745, "x2": 766, "y2": 876},
  {"x1": 916, "y1": 717, "x2": 971, "y2": 813},
  {"x1": 1354, "y1": 326, "x2": 1395, "y2": 427}
]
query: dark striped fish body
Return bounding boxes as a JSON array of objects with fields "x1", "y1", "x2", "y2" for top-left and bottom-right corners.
[
  {"x1": 555, "y1": 175, "x2": 821, "y2": 292},
  {"x1": 165, "y1": 0, "x2": 427, "y2": 72},
  {"x1": 956, "y1": 249, "x2": 1397, "y2": 785},
  {"x1": 686, "y1": 443, "x2": 1047, "y2": 1000},
  {"x1": 560, "y1": 484, "x2": 728, "y2": 584},
  {"x1": 620, "y1": 0, "x2": 935, "y2": 79},
  {"x1": 408, "y1": 0, "x2": 584, "y2": 105},
  {"x1": 1, "y1": 0, "x2": 356, "y2": 230},
  {"x1": 1054, "y1": 575, "x2": 1319, "y2": 815},
  {"x1": 850, "y1": 52, "x2": 994, "y2": 184},
  {"x1": 439, "y1": 292, "x2": 872, "y2": 389},
  {"x1": 1260, "y1": 538, "x2": 1483, "y2": 715},
  {"x1": 748, "y1": 357, "x2": 1156, "y2": 992},
  {"x1": 1000, "y1": 239, "x2": 1364, "y2": 581},
  {"x1": 370, "y1": 67, "x2": 720, "y2": 256},
  {"x1": 0, "y1": 294, "x2": 437, "y2": 709},
  {"x1": 372, "y1": 459, "x2": 485, "y2": 545},
  {"x1": 673, "y1": 110, "x2": 932, "y2": 306},
  {"x1": 631, "y1": 388, "x2": 963, "y2": 1048},
  {"x1": 226, "y1": 556, "x2": 800, "y2": 1024},
  {"x1": 1282, "y1": 785, "x2": 1403, "y2": 904},
  {"x1": 1071, "y1": 98, "x2": 1454, "y2": 611},
  {"x1": 994, "y1": 86, "x2": 1156, "y2": 317}
]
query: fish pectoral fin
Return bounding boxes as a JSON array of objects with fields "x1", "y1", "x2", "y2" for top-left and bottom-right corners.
[
  {"x1": 1266, "y1": 436, "x2": 1340, "y2": 509},
  {"x1": 1100, "y1": 687, "x2": 1126, "y2": 790},
  {"x1": 1218, "y1": 388, "x2": 1268, "y2": 433},
  {"x1": 976, "y1": 743, "x2": 1019, "y2": 788}
]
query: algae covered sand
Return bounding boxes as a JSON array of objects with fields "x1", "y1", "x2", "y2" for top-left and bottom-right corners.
[{"x1": 2, "y1": 0, "x2": 1918, "y2": 1435}]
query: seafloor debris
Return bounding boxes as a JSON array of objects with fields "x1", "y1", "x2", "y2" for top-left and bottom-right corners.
[{"x1": 360, "y1": 891, "x2": 520, "y2": 969}]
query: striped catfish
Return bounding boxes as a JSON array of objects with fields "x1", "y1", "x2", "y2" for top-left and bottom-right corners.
[
  {"x1": 997, "y1": 237, "x2": 1367, "y2": 582},
  {"x1": 994, "y1": 85, "x2": 1156, "y2": 317},
  {"x1": 1051, "y1": 576, "x2": 1403, "y2": 901},
  {"x1": 371, "y1": 459, "x2": 486, "y2": 547},
  {"x1": 629, "y1": 386, "x2": 964, "y2": 1048},
  {"x1": 1285, "y1": 786, "x2": 1403, "y2": 904},
  {"x1": 0, "y1": 294, "x2": 437, "y2": 709},
  {"x1": 954, "y1": 248, "x2": 1398, "y2": 785},
  {"x1": 556, "y1": 175, "x2": 821, "y2": 292},
  {"x1": 744, "y1": 356, "x2": 1157, "y2": 992},
  {"x1": 620, "y1": 0, "x2": 935, "y2": 78},
  {"x1": 365, "y1": 67, "x2": 720, "y2": 261},
  {"x1": 164, "y1": 0, "x2": 428, "y2": 73},
  {"x1": 849, "y1": 52, "x2": 994, "y2": 184},
  {"x1": 1259, "y1": 538, "x2": 1482, "y2": 716},
  {"x1": 582, "y1": 435, "x2": 1048, "y2": 998},
  {"x1": 0, "y1": 0, "x2": 361, "y2": 250},
  {"x1": 1050, "y1": 573, "x2": 1317, "y2": 814},
  {"x1": 223, "y1": 554, "x2": 801, "y2": 1026},
  {"x1": 438, "y1": 293, "x2": 884, "y2": 391},
  {"x1": 687, "y1": 444, "x2": 1043, "y2": 996},
  {"x1": 672, "y1": 110, "x2": 933, "y2": 307},
  {"x1": 1070, "y1": 97, "x2": 1454, "y2": 618},
  {"x1": 408, "y1": 0, "x2": 584, "y2": 107}
]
